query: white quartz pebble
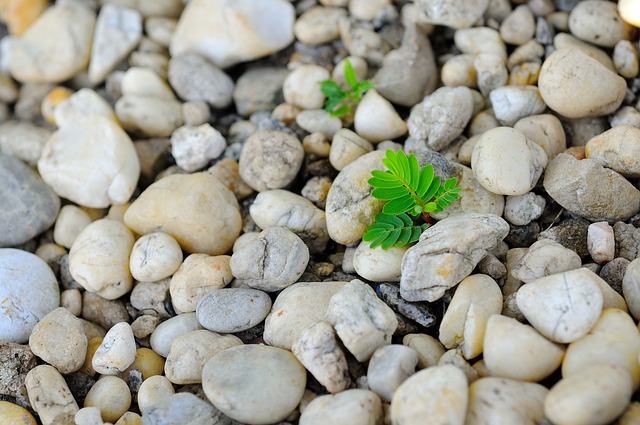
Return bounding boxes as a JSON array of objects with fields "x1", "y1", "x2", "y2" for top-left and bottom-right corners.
[
  {"x1": 130, "y1": 232, "x2": 183, "y2": 282},
  {"x1": 402, "y1": 333, "x2": 445, "y2": 369},
  {"x1": 300, "y1": 389, "x2": 383, "y2": 425},
  {"x1": 511, "y1": 239, "x2": 582, "y2": 283},
  {"x1": 92, "y1": 322, "x2": 137, "y2": 375},
  {"x1": 53, "y1": 205, "x2": 92, "y2": 249},
  {"x1": 516, "y1": 268, "x2": 604, "y2": 343},
  {"x1": 283, "y1": 65, "x2": 329, "y2": 110},
  {"x1": 354, "y1": 89, "x2": 407, "y2": 143},
  {"x1": 25, "y1": 365, "x2": 79, "y2": 425},
  {"x1": 588, "y1": 222, "x2": 615, "y2": 264},
  {"x1": 367, "y1": 345, "x2": 418, "y2": 402},
  {"x1": 137, "y1": 375, "x2": 175, "y2": 415},
  {"x1": 353, "y1": 241, "x2": 407, "y2": 283}
]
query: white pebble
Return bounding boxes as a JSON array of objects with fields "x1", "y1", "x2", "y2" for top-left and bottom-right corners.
[
  {"x1": 92, "y1": 322, "x2": 136, "y2": 375},
  {"x1": 130, "y1": 232, "x2": 183, "y2": 282}
]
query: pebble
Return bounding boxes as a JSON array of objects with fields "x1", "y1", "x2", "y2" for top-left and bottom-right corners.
[
  {"x1": 326, "y1": 280, "x2": 398, "y2": 362},
  {"x1": 513, "y1": 114, "x2": 567, "y2": 160},
  {"x1": 500, "y1": 5, "x2": 536, "y2": 45},
  {"x1": 587, "y1": 222, "x2": 615, "y2": 265},
  {"x1": 407, "y1": 86, "x2": 474, "y2": 151},
  {"x1": 599, "y1": 257, "x2": 628, "y2": 295},
  {"x1": 504, "y1": 192, "x2": 545, "y2": 226},
  {"x1": 400, "y1": 213, "x2": 509, "y2": 302},
  {"x1": 455, "y1": 27, "x2": 506, "y2": 60},
  {"x1": 516, "y1": 268, "x2": 604, "y2": 343},
  {"x1": 125, "y1": 347, "x2": 165, "y2": 380},
  {"x1": 489, "y1": 85, "x2": 546, "y2": 126},
  {"x1": 353, "y1": 242, "x2": 406, "y2": 283},
  {"x1": 325, "y1": 150, "x2": 386, "y2": 245},
  {"x1": 544, "y1": 364, "x2": 633, "y2": 425},
  {"x1": 543, "y1": 153, "x2": 640, "y2": 221},
  {"x1": 84, "y1": 376, "x2": 131, "y2": 423},
  {"x1": 92, "y1": 322, "x2": 136, "y2": 375},
  {"x1": 0, "y1": 342, "x2": 37, "y2": 398},
  {"x1": 377, "y1": 283, "x2": 437, "y2": 328},
  {"x1": 441, "y1": 54, "x2": 477, "y2": 88},
  {"x1": 230, "y1": 226, "x2": 309, "y2": 292},
  {"x1": 129, "y1": 232, "x2": 183, "y2": 283},
  {"x1": 170, "y1": 0, "x2": 294, "y2": 69},
  {"x1": 201, "y1": 344, "x2": 306, "y2": 424},
  {"x1": 329, "y1": 128, "x2": 373, "y2": 171},
  {"x1": 0, "y1": 0, "x2": 47, "y2": 36},
  {"x1": 89, "y1": 4, "x2": 142, "y2": 85},
  {"x1": 264, "y1": 281, "x2": 347, "y2": 350},
  {"x1": 471, "y1": 127, "x2": 547, "y2": 196},
  {"x1": 0, "y1": 249, "x2": 59, "y2": 343},
  {"x1": 25, "y1": 365, "x2": 79, "y2": 425},
  {"x1": 619, "y1": 402, "x2": 640, "y2": 425},
  {"x1": 563, "y1": 308, "x2": 640, "y2": 389},
  {"x1": 169, "y1": 254, "x2": 233, "y2": 313},
  {"x1": 170, "y1": 123, "x2": 226, "y2": 172},
  {"x1": 69, "y1": 219, "x2": 134, "y2": 300},
  {"x1": 124, "y1": 172, "x2": 241, "y2": 255},
  {"x1": 293, "y1": 5, "x2": 346, "y2": 45},
  {"x1": 167, "y1": 53, "x2": 233, "y2": 109},
  {"x1": 232, "y1": 67, "x2": 288, "y2": 117},
  {"x1": 249, "y1": 189, "x2": 329, "y2": 253},
  {"x1": 439, "y1": 274, "x2": 502, "y2": 360},
  {"x1": 130, "y1": 279, "x2": 171, "y2": 318},
  {"x1": 402, "y1": 334, "x2": 445, "y2": 369},
  {"x1": 391, "y1": 364, "x2": 468, "y2": 425},
  {"x1": 465, "y1": 377, "x2": 548, "y2": 425},
  {"x1": 483, "y1": 314, "x2": 564, "y2": 382},
  {"x1": 29, "y1": 307, "x2": 87, "y2": 374},
  {"x1": 620, "y1": 0, "x2": 640, "y2": 27},
  {"x1": 196, "y1": 288, "x2": 271, "y2": 333},
  {"x1": 115, "y1": 95, "x2": 183, "y2": 138},
  {"x1": 53, "y1": 206, "x2": 92, "y2": 249},
  {"x1": 585, "y1": 125, "x2": 640, "y2": 178},
  {"x1": 569, "y1": 0, "x2": 633, "y2": 48},
  {"x1": 75, "y1": 407, "x2": 103, "y2": 425},
  {"x1": 613, "y1": 40, "x2": 639, "y2": 78},
  {"x1": 0, "y1": 155, "x2": 60, "y2": 247},
  {"x1": 0, "y1": 120, "x2": 51, "y2": 166},
  {"x1": 283, "y1": 64, "x2": 330, "y2": 110},
  {"x1": 300, "y1": 389, "x2": 383, "y2": 425},
  {"x1": 353, "y1": 89, "x2": 407, "y2": 144},
  {"x1": 511, "y1": 239, "x2": 582, "y2": 283},
  {"x1": 149, "y1": 313, "x2": 202, "y2": 357},
  {"x1": 9, "y1": 2, "x2": 96, "y2": 83},
  {"x1": 623, "y1": 259, "x2": 640, "y2": 321},
  {"x1": 238, "y1": 130, "x2": 304, "y2": 192},
  {"x1": 137, "y1": 375, "x2": 174, "y2": 416},
  {"x1": 538, "y1": 48, "x2": 626, "y2": 118},
  {"x1": 296, "y1": 110, "x2": 342, "y2": 139},
  {"x1": 367, "y1": 345, "x2": 418, "y2": 402},
  {"x1": 142, "y1": 392, "x2": 229, "y2": 425},
  {"x1": 164, "y1": 329, "x2": 242, "y2": 384},
  {"x1": 82, "y1": 292, "x2": 128, "y2": 331},
  {"x1": 0, "y1": 401, "x2": 37, "y2": 425},
  {"x1": 430, "y1": 163, "x2": 505, "y2": 220},
  {"x1": 145, "y1": 16, "x2": 177, "y2": 47},
  {"x1": 53, "y1": 87, "x2": 117, "y2": 128},
  {"x1": 614, "y1": 222, "x2": 640, "y2": 261},
  {"x1": 207, "y1": 158, "x2": 254, "y2": 200},
  {"x1": 474, "y1": 53, "x2": 508, "y2": 96},
  {"x1": 415, "y1": 0, "x2": 489, "y2": 29},
  {"x1": 38, "y1": 115, "x2": 140, "y2": 208},
  {"x1": 291, "y1": 321, "x2": 350, "y2": 394},
  {"x1": 611, "y1": 106, "x2": 640, "y2": 128}
]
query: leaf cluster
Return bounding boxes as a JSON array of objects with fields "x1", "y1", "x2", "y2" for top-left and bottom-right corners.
[
  {"x1": 320, "y1": 58, "x2": 375, "y2": 118},
  {"x1": 363, "y1": 150, "x2": 462, "y2": 249}
]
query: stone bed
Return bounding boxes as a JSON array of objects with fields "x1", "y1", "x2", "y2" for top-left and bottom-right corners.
[{"x1": 1, "y1": 0, "x2": 640, "y2": 424}]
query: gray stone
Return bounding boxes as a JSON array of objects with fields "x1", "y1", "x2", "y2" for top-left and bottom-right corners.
[
  {"x1": 504, "y1": 192, "x2": 546, "y2": 226},
  {"x1": 538, "y1": 218, "x2": 590, "y2": 258},
  {"x1": 415, "y1": 0, "x2": 490, "y2": 29},
  {"x1": 142, "y1": 392, "x2": 230, "y2": 425},
  {"x1": 149, "y1": 313, "x2": 202, "y2": 358},
  {"x1": 196, "y1": 288, "x2": 271, "y2": 333},
  {"x1": 168, "y1": 53, "x2": 234, "y2": 109},
  {"x1": 544, "y1": 153, "x2": 640, "y2": 221},
  {"x1": 401, "y1": 213, "x2": 509, "y2": 302},
  {"x1": 614, "y1": 222, "x2": 640, "y2": 261},
  {"x1": 230, "y1": 226, "x2": 309, "y2": 292},
  {"x1": 0, "y1": 249, "x2": 59, "y2": 344},
  {"x1": 130, "y1": 280, "x2": 171, "y2": 318},
  {"x1": 367, "y1": 345, "x2": 418, "y2": 402},
  {"x1": 376, "y1": 283, "x2": 437, "y2": 328},
  {"x1": 232, "y1": 67, "x2": 288, "y2": 117},
  {"x1": 511, "y1": 239, "x2": 582, "y2": 283},
  {"x1": 0, "y1": 155, "x2": 60, "y2": 247},
  {"x1": 0, "y1": 121, "x2": 51, "y2": 166},
  {"x1": 599, "y1": 257, "x2": 630, "y2": 295},
  {"x1": 407, "y1": 86, "x2": 475, "y2": 151},
  {"x1": 0, "y1": 342, "x2": 36, "y2": 398},
  {"x1": 326, "y1": 280, "x2": 398, "y2": 362}
]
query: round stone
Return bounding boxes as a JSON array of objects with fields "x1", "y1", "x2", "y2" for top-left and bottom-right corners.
[
  {"x1": 202, "y1": 344, "x2": 306, "y2": 424},
  {"x1": 92, "y1": 322, "x2": 137, "y2": 375},
  {"x1": 129, "y1": 232, "x2": 183, "y2": 283},
  {"x1": 84, "y1": 376, "x2": 132, "y2": 423},
  {"x1": 169, "y1": 254, "x2": 232, "y2": 313},
  {"x1": 0, "y1": 249, "x2": 59, "y2": 343},
  {"x1": 196, "y1": 288, "x2": 272, "y2": 333},
  {"x1": 0, "y1": 401, "x2": 37, "y2": 425}
]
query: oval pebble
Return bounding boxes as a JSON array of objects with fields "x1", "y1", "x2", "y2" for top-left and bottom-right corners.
[
  {"x1": 142, "y1": 392, "x2": 228, "y2": 425},
  {"x1": 25, "y1": 365, "x2": 79, "y2": 425},
  {"x1": 92, "y1": 322, "x2": 137, "y2": 375},
  {"x1": 169, "y1": 254, "x2": 232, "y2": 313},
  {"x1": 196, "y1": 288, "x2": 271, "y2": 333},
  {"x1": 149, "y1": 313, "x2": 203, "y2": 358},
  {"x1": 130, "y1": 232, "x2": 183, "y2": 283},
  {"x1": 84, "y1": 376, "x2": 131, "y2": 424},
  {"x1": 137, "y1": 375, "x2": 175, "y2": 416},
  {"x1": 0, "y1": 401, "x2": 37, "y2": 425},
  {"x1": 202, "y1": 344, "x2": 306, "y2": 424},
  {"x1": 300, "y1": 389, "x2": 383, "y2": 425}
]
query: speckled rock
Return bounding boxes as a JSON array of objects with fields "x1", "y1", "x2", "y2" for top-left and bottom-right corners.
[
  {"x1": 124, "y1": 172, "x2": 241, "y2": 255},
  {"x1": 170, "y1": 123, "x2": 226, "y2": 172},
  {"x1": 0, "y1": 155, "x2": 60, "y2": 247},
  {"x1": 0, "y1": 249, "x2": 59, "y2": 343},
  {"x1": 415, "y1": 0, "x2": 490, "y2": 29},
  {"x1": 585, "y1": 125, "x2": 640, "y2": 177},
  {"x1": 544, "y1": 153, "x2": 640, "y2": 221}
]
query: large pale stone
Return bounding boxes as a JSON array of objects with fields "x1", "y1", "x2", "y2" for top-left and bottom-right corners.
[
  {"x1": 415, "y1": 0, "x2": 490, "y2": 29},
  {"x1": 170, "y1": 0, "x2": 295, "y2": 69},
  {"x1": 124, "y1": 173, "x2": 241, "y2": 255},
  {"x1": 585, "y1": 125, "x2": 640, "y2": 177},
  {"x1": 8, "y1": 2, "x2": 95, "y2": 83},
  {"x1": 354, "y1": 90, "x2": 407, "y2": 143},
  {"x1": 37, "y1": 115, "x2": 140, "y2": 209},
  {"x1": 25, "y1": 365, "x2": 79, "y2": 425}
]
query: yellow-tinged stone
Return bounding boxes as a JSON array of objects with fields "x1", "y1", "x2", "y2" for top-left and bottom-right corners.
[
  {"x1": 41, "y1": 86, "x2": 73, "y2": 125},
  {"x1": 620, "y1": 0, "x2": 640, "y2": 27},
  {"x1": 115, "y1": 412, "x2": 142, "y2": 425},
  {"x1": 0, "y1": 401, "x2": 37, "y2": 425},
  {"x1": 124, "y1": 348, "x2": 165, "y2": 381},
  {"x1": 80, "y1": 337, "x2": 103, "y2": 376},
  {"x1": 0, "y1": 0, "x2": 47, "y2": 35}
]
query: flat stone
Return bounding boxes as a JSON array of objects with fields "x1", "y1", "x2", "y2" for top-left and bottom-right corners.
[
  {"x1": 202, "y1": 344, "x2": 306, "y2": 424},
  {"x1": 376, "y1": 283, "x2": 437, "y2": 328},
  {"x1": 124, "y1": 172, "x2": 241, "y2": 255},
  {"x1": 149, "y1": 313, "x2": 203, "y2": 358},
  {"x1": 196, "y1": 288, "x2": 271, "y2": 333},
  {"x1": 0, "y1": 249, "x2": 59, "y2": 343},
  {"x1": 0, "y1": 155, "x2": 60, "y2": 247},
  {"x1": 168, "y1": 53, "x2": 234, "y2": 108}
]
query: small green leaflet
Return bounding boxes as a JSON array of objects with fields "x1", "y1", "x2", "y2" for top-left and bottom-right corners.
[
  {"x1": 319, "y1": 58, "x2": 375, "y2": 118},
  {"x1": 363, "y1": 212, "x2": 428, "y2": 249}
]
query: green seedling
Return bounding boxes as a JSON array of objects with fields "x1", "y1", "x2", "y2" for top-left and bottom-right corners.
[
  {"x1": 363, "y1": 150, "x2": 462, "y2": 249},
  {"x1": 320, "y1": 58, "x2": 375, "y2": 118}
]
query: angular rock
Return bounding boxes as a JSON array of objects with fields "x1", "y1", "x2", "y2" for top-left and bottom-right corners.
[
  {"x1": 170, "y1": 123, "x2": 226, "y2": 172},
  {"x1": 401, "y1": 213, "x2": 509, "y2": 302},
  {"x1": 354, "y1": 89, "x2": 407, "y2": 143},
  {"x1": 376, "y1": 283, "x2": 437, "y2": 328},
  {"x1": 585, "y1": 125, "x2": 640, "y2": 177}
]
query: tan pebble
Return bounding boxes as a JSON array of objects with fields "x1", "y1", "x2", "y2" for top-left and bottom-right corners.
[
  {"x1": 271, "y1": 103, "x2": 300, "y2": 125},
  {"x1": 169, "y1": 254, "x2": 232, "y2": 313},
  {"x1": 41, "y1": 86, "x2": 73, "y2": 125},
  {"x1": 206, "y1": 158, "x2": 254, "y2": 201},
  {"x1": 0, "y1": 400, "x2": 37, "y2": 425},
  {"x1": 0, "y1": 0, "x2": 47, "y2": 35},
  {"x1": 563, "y1": 145, "x2": 585, "y2": 160},
  {"x1": 402, "y1": 333, "x2": 445, "y2": 369},
  {"x1": 85, "y1": 376, "x2": 131, "y2": 423},
  {"x1": 80, "y1": 337, "x2": 104, "y2": 376},
  {"x1": 114, "y1": 412, "x2": 142, "y2": 425},
  {"x1": 137, "y1": 375, "x2": 175, "y2": 415},
  {"x1": 25, "y1": 365, "x2": 79, "y2": 425},
  {"x1": 124, "y1": 347, "x2": 165, "y2": 381}
]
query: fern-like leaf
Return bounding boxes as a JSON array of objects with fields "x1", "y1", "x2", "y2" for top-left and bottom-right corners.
[{"x1": 363, "y1": 213, "x2": 426, "y2": 249}]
